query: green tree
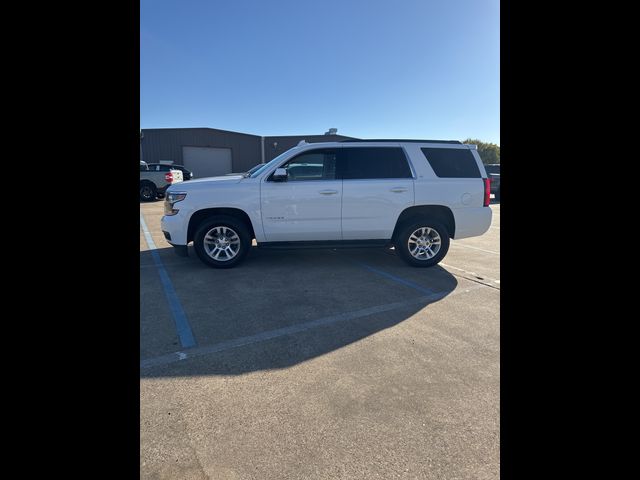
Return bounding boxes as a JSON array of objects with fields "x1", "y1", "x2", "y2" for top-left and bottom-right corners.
[{"x1": 463, "y1": 139, "x2": 500, "y2": 165}]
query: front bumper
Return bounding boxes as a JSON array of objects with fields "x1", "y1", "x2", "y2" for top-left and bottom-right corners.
[{"x1": 160, "y1": 212, "x2": 189, "y2": 246}]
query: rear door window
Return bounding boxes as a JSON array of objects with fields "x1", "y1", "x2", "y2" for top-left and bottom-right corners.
[
  {"x1": 420, "y1": 148, "x2": 481, "y2": 178},
  {"x1": 341, "y1": 147, "x2": 412, "y2": 179}
]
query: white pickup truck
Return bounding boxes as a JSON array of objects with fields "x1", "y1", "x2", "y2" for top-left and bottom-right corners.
[
  {"x1": 140, "y1": 161, "x2": 183, "y2": 201},
  {"x1": 161, "y1": 140, "x2": 492, "y2": 268}
]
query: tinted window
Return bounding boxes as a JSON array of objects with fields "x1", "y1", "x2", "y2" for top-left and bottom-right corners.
[
  {"x1": 342, "y1": 147, "x2": 412, "y2": 179},
  {"x1": 280, "y1": 149, "x2": 338, "y2": 181},
  {"x1": 421, "y1": 148, "x2": 481, "y2": 178},
  {"x1": 156, "y1": 165, "x2": 172, "y2": 171},
  {"x1": 484, "y1": 165, "x2": 500, "y2": 175}
]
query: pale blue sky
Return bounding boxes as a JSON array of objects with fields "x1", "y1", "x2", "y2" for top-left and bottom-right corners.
[{"x1": 141, "y1": 0, "x2": 499, "y2": 144}]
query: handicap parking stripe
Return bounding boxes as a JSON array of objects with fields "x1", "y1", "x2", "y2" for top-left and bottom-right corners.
[
  {"x1": 358, "y1": 263, "x2": 437, "y2": 296},
  {"x1": 140, "y1": 214, "x2": 196, "y2": 349}
]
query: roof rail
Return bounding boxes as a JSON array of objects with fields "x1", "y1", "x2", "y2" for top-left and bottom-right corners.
[{"x1": 339, "y1": 139, "x2": 462, "y2": 144}]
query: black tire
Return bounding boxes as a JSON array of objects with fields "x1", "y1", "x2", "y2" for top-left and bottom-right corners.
[
  {"x1": 395, "y1": 220, "x2": 450, "y2": 268},
  {"x1": 140, "y1": 181, "x2": 157, "y2": 202},
  {"x1": 193, "y1": 215, "x2": 251, "y2": 269}
]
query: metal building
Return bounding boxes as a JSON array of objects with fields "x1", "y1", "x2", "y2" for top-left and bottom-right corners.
[{"x1": 140, "y1": 127, "x2": 355, "y2": 178}]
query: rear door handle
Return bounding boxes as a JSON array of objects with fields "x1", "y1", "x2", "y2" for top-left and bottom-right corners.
[
  {"x1": 319, "y1": 189, "x2": 339, "y2": 195},
  {"x1": 390, "y1": 187, "x2": 408, "y2": 193}
]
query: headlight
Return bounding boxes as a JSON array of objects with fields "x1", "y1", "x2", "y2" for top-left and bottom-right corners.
[
  {"x1": 167, "y1": 192, "x2": 187, "y2": 204},
  {"x1": 164, "y1": 192, "x2": 187, "y2": 216}
]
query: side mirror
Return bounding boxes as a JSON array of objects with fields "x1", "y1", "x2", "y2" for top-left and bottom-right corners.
[{"x1": 272, "y1": 167, "x2": 287, "y2": 182}]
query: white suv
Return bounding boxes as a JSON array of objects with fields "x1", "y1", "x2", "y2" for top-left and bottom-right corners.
[{"x1": 161, "y1": 140, "x2": 492, "y2": 268}]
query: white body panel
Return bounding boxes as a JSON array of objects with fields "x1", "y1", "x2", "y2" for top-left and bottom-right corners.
[
  {"x1": 160, "y1": 141, "x2": 492, "y2": 246},
  {"x1": 403, "y1": 143, "x2": 491, "y2": 238},
  {"x1": 261, "y1": 180, "x2": 343, "y2": 241},
  {"x1": 161, "y1": 175, "x2": 263, "y2": 245},
  {"x1": 169, "y1": 169, "x2": 184, "y2": 183},
  {"x1": 450, "y1": 207, "x2": 492, "y2": 239},
  {"x1": 341, "y1": 178, "x2": 414, "y2": 239}
]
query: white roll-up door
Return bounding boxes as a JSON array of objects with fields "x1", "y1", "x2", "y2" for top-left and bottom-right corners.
[{"x1": 182, "y1": 146, "x2": 233, "y2": 178}]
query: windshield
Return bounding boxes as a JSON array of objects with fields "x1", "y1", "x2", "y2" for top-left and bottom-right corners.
[{"x1": 249, "y1": 149, "x2": 298, "y2": 178}]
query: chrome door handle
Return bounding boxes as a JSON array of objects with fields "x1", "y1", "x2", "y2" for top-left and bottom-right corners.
[
  {"x1": 390, "y1": 187, "x2": 408, "y2": 193},
  {"x1": 319, "y1": 189, "x2": 339, "y2": 195}
]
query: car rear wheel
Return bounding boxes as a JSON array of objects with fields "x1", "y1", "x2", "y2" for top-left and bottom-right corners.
[
  {"x1": 140, "y1": 182, "x2": 156, "y2": 202},
  {"x1": 193, "y1": 216, "x2": 251, "y2": 269},
  {"x1": 395, "y1": 220, "x2": 450, "y2": 267}
]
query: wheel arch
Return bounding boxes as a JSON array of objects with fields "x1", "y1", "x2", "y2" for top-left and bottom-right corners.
[
  {"x1": 187, "y1": 207, "x2": 256, "y2": 243},
  {"x1": 392, "y1": 205, "x2": 456, "y2": 240}
]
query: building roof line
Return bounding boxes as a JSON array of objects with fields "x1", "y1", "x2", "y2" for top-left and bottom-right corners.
[{"x1": 141, "y1": 127, "x2": 261, "y2": 138}]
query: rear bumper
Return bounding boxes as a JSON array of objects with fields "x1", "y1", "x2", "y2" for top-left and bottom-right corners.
[{"x1": 452, "y1": 206, "x2": 493, "y2": 239}]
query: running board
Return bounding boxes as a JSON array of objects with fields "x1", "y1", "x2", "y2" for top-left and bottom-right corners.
[{"x1": 257, "y1": 240, "x2": 392, "y2": 250}]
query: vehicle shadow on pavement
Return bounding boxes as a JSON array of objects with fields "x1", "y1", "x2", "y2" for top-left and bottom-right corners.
[{"x1": 140, "y1": 247, "x2": 458, "y2": 378}]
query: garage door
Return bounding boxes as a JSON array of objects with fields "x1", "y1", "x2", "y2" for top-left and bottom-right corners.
[{"x1": 182, "y1": 146, "x2": 233, "y2": 178}]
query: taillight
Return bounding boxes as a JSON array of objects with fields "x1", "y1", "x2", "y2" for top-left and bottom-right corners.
[
  {"x1": 483, "y1": 178, "x2": 491, "y2": 206},
  {"x1": 165, "y1": 172, "x2": 173, "y2": 183}
]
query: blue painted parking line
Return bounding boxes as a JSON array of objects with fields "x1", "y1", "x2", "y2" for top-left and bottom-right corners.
[
  {"x1": 140, "y1": 214, "x2": 196, "y2": 349},
  {"x1": 358, "y1": 263, "x2": 437, "y2": 296}
]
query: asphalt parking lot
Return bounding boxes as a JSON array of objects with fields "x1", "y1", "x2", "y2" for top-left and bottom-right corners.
[{"x1": 140, "y1": 200, "x2": 500, "y2": 480}]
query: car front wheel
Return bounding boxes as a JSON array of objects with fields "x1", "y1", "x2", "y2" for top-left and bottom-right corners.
[
  {"x1": 396, "y1": 220, "x2": 450, "y2": 267},
  {"x1": 193, "y1": 216, "x2": 251, "y2": 269}
]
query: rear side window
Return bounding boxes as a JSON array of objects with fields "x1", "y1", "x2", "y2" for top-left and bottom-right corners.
[
  {"x1": 151, "y1": 164, "x2": 172, "y2": 171},
  {"x1": 342, "y1": 147, "x2": 412, "y2": 179},
  {"x1": 421, "y1": 148, "x2": 481, "y2": 178}
]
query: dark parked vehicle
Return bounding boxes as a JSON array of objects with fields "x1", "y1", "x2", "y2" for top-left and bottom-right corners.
[
  {"x1": 146, "y1": 163, "x2": 194, "y2": 180},
  {"x1": 484, "y1": 164, "x2": 500, "y2": 200}
]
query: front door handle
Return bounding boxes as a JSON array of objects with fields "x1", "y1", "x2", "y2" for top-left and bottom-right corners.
[
  {"x1": 319, "y1": 189, "x2": 339, "y2": 195},
  {"x1": 390, "y1": 187, "x2": 408, "y2": 193}
]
